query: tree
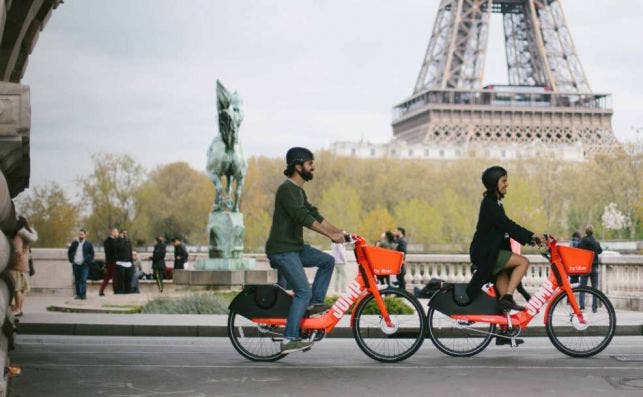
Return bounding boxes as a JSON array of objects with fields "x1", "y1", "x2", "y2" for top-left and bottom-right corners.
[
  {"x1": 134, "y1": 162, "x2": 213, "y2": 245},
  {"x1": 434, "y1": 188, "x2": 476, "y2": 244},
  {"x1": 394, "y1": 198, "x2": 442, "y2": 249},
  {"x1": 318, "y1": 182, "x2": 363, "y2": 234},
  {"x1": 79, "y1": 153, "x2": 145, "y2": 242},
  {"x1": 358, "y1": 206, "x2": 396, "y2": 244},
  {"x1": 15, "y1": 182, "x2": 80, "y2": 247}
]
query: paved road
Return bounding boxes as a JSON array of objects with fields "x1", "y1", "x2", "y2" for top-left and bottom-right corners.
[{"x1": 8, "y1": 335, "x2": 643, "y2": 396}]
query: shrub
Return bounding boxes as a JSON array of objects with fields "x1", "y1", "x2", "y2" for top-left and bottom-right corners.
[{"x1": 141, "y1": 292, "x2": 231, "y2": 314}]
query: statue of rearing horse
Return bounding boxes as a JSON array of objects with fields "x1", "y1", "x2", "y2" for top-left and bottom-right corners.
[{"x1": 206, "y1": 80, "x2": 247, "y2": 212}]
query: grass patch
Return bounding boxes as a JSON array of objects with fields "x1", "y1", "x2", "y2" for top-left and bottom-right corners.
[{"x1": 141, "y1": 292, "x2": 232, "y2": 314}]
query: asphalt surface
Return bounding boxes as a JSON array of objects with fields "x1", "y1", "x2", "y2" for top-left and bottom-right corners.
[{"x1": 8, "y1": 335, "x2": 643, "y2": 397}]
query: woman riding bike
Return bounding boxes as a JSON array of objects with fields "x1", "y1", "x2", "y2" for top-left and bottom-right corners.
[{"x1": 465, "y1": 166, "x2": 545, "y2": 312}]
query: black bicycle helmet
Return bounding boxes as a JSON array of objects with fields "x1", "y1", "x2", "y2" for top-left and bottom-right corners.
[
  {"x1": 481, "y1": 166, "x2": 507, "y2": 193},
  {"x1": 285, "y1": 147, "x2": 314, "y2": 166}
]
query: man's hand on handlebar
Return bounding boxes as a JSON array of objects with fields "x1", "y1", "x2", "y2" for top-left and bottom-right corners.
[{"x1": 329, "y1": 232, "x2": 345, "y2": 244}]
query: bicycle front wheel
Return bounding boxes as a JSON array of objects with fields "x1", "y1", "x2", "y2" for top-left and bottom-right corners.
[
  {"x1": 546, "y1": 286, "x2": 616, "y2": 358},
  {"x1": 427, "y1": 307, "x2": 495, "y2": 357},
  {"x1": 352, "y1": 288, "x2": 427, "y2": 362},
  {"x1": 227, "y1": 310, "x2": 286, "y2": 362}
]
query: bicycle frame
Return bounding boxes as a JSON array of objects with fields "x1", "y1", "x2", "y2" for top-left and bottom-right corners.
[
  {"x1": 249, "y1": 234, "x2": 396, "y2": 335},
  {"x1": 449, "y1": 235, "x2": 587, "y2": 329}
]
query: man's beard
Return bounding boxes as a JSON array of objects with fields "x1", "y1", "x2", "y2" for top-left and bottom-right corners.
[{"x1": 298, "y1": 169, "x2": 313, "y2": 181}]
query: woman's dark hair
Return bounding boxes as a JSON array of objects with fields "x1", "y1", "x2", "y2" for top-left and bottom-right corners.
[
  {"x1": 572, "y1": 231, "x2": 581, "y2": 239},
  {"x1": 385, "y1": 231, "x2": 395, "y2": 243}
]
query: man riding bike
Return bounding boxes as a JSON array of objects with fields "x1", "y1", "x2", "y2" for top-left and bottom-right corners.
[{"x1": 265, "y1": 147, "x2": 345, "y2": 354}]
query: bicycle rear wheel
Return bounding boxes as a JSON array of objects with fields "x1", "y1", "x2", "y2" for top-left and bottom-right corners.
[
  {"x1": 546, "y1": 286, "x2": 616, "y2": 358},
  {"x1": 227, "y1": 310, "x2": 286, "y2": 362},
  {"x1": 352, "y1": 288, "x2": 427, "y2": 362},
  {"x1": 427, "y1": 307, "x2": 495, "y2": 357}
]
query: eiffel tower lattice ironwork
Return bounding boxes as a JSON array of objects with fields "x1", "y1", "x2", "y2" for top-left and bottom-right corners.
[{"x1": 392, "y1": 0, "x2": 618, "y2": 159}]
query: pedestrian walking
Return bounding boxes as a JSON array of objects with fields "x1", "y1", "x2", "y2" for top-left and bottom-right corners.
[
  {"x1": 67, "y1": 229, "x2": 95, "y2": 300},
  {"x1": 150, "y1": 236, "x2": 166, "y2": 292},
  {"x1": 99, "y1": 227, "x2": 118, "y2": 296},
  {"x1": 9, "y1": 216, "x2": 38, "y2": 316}
]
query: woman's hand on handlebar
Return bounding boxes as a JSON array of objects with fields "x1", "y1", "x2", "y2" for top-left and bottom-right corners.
[{"x1": 531, "y1": 234, "x2": 546, "y2": 246}]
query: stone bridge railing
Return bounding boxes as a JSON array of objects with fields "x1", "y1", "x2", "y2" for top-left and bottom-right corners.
[{"x1": 402, "y1": 253, "x2": 643, "y2": 311}]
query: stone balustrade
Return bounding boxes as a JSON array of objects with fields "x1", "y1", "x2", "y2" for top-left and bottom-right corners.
[{"x1": 402, "y1": 253, "x2": 643, "y2": 310}]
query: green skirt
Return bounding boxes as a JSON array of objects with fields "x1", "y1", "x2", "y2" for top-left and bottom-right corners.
[{"x1": 492, "y1": 250, "x2": 513, "y2": 275}]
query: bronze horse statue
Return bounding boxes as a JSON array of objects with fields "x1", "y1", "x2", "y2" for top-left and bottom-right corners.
[{"x1": 206, "y1": 80, "x2": 247, "y2": 212}]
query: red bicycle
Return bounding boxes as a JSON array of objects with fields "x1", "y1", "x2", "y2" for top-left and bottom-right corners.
[
  {"x1": 426, "y1": 235, "x2": 616, "y2": 358},
  {"x1": 227, "y1": 234, "x2": 427, "y2": 362}
]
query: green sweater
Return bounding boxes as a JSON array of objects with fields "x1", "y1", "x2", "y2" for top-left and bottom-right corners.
[{"x1": 265, "y1": 180, "x2": 324, "y2": 255}]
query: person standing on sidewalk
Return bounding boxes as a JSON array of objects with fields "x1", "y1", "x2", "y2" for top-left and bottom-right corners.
[
  {"x1": 99, "y1": 227, "x2": 118, "y2": 296},
  {"x1": 9, "y1": 216, "x2": 38, "y2": 316},
  {"x1": 578, "y1": 225, "x2": 603, "y2": 312},
  {"x1": 114, "y1": 229, "x2": 133, "y2": 294},
  {"x1": 67, "y1": 229, "x2": 95, "y2": 300},
  {"x1": 150, "y1": 237, "x2": 167, "y2": 292},
  {"x1": 394, "y1": 227, "x2": 408, "y2": 290},
  {"x1": 265, "y1": 147, "x2": 345, "y2": 354},
  {"x1": 171, "y1": 238, "x2": 188, "y2": 270}
]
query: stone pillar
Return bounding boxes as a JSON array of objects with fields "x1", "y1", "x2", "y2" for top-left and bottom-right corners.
[{"x1": 0, "y1": 170, "x2": 16, "y2": 395}]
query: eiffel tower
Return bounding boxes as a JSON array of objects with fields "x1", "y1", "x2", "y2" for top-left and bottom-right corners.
[{"x1": 392, "y1": 0, "x2": 618, "y2": 160}]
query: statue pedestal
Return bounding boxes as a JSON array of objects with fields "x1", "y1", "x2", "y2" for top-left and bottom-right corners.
[
  {"x1": 194, "y1": 257, "x2": 256, "y2": 270},
  {"x1": 208, "y1": 211, "x2": 244, "y2": 259}
]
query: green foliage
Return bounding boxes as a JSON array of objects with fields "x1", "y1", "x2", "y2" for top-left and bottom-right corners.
[
  {"x1": 79, "y1": 153, "x2": 145, "y2": 241},
  {"x1": 141, "y1": 292, "x2": 231, "y2": 314},
  {"x1": 134, "y1": 162, "x2": 213, "y2": 244},
  {"x1": 27, "y1": 150, "x2": 642, "y2": 248},
  {"x1": 15, "y1": 182, "x2": 80, "y2": 247},
  {"x1": 324, "y1": 295, "x2": 414, "y2": 315}
]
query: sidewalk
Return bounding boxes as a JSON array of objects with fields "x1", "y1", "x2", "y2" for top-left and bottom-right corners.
[{"x1": 15, "y1": 293, "x2": 643, "y2": 338}]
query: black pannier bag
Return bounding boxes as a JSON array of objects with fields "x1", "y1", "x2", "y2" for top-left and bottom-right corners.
[{"x1": 228, "y1": 284, "x2": 292, "y2": 318}]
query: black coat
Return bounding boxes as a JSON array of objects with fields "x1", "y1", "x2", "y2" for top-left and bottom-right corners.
[
  {"x1": 466, "y1": 194, "x2": 533, "y2": 298},
  {"x1": 151, "y1": 242, "x2": 167, "y2": 270},
  {"x1": 578, "y1": 235, "x2": 602, "y2": 265},
  {"x1": 67, "y1": 239, "x2": 95, "y2": 266},
  {"x1": 173, "y1": 243, "x2": 188, "y2": 267},
  {"x1": 103, "y1": 236, "x2": 117, "y2": 264},
  {"x1": 115, "y1": 237, "x2": 133, "y2": 262}
]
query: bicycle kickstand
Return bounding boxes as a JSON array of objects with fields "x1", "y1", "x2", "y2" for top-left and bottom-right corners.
[{"x1": 506, "y1": 312, "x2": 517, "y2": 348}]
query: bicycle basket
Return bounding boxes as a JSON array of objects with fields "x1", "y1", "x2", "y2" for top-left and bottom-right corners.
[
  {"x1": 363, "y1": 246, "x2": 404, "y2": 275},
  {"x1": 558, "y1": 245, "x2": 594, "y2": 275}
]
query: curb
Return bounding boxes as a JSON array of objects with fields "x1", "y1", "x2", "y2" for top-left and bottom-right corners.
[{"x1": 17, "y1": 323, "x2": 642, "y2": 338}]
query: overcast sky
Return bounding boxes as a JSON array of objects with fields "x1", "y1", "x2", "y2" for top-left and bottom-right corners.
[{"x1": 22, "y1": 0, "x2": 642, "y2": 193}]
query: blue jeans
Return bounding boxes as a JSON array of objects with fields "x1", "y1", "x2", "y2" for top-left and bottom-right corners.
[
  {"x1": 72, "y1": 263, "x2": 89, "y2": 298},
  {"x1": 268, "y1": 245, "x2": 334, "y2": 339},
  {"x1": 579, "y1": 265, "x2": 599, "y2": 312}
]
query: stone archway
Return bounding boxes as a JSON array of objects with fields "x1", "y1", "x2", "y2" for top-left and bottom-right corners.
[{"x1": 0, "y1": 2, "x2": 62, "y2": 394}]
